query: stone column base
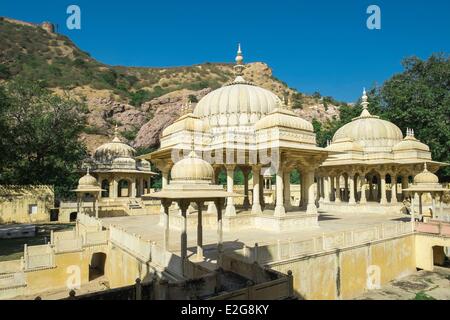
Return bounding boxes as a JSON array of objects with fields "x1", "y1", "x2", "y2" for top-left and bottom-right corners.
[
  {"x1": 225, "y1": 205, "x2": 236, "y2": 217},
  {"x1": 274, "y1": 205, "x2": 286, "y2": 217}
]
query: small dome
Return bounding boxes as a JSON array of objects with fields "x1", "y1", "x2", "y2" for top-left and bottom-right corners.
[
  {"x1": 325, "y1": 138, "x2": 363, "y2": 152},
  {"x1": 162, "y1": 113, "x2": 210, "y2": 137},
  {"x1": 94, "y1": 128, "x2": 136, "y2": 163},
  {"x1": 414, "y1": 163, "x2": 439, "y2": 184},
  {"x1": 77, "y1": 171, "x2": 99, "y2": 189},
  {"x1": 112, "y1": 157, "x2": 136, "y2": 168},
  {"x1": 393, "y1": 135, "x2": 430, "y2": 152},
  {"x1": 170, "y1": 151, "x2": 214, "y2": 183},
  {"x1": 139, "y1": 159, "x2": 151, "y2": 169},
  {"x1": 255, "y1": 108, "x2": 314, "y2": 132}
]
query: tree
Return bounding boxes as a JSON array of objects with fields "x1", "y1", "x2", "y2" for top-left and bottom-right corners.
[
  {"x1": 314, "y1": 54, "x2": 450, "y2": 180},
  {"x1": 0, "y1": 78, "x2": 88, "y2": 198},
  {"x1": 373, "y1": 54, "x2": 450, "y2": 180}
]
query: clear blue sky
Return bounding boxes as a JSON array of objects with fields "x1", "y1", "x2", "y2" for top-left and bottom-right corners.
[{"x1": 1, "y1": 0, "x2": 449, "y2": 102}]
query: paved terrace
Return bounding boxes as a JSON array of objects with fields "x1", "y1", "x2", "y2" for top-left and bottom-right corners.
[{"x1": 100, "y1": 209, "x2": 411, "y2": 265}]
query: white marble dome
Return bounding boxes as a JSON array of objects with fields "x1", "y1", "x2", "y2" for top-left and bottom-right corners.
[
  {"x1": 171, "y1": 151, "x2": 214, "y2": 184},
  {"x1": 94, "y1": 134, "x2": 136, "y2": 163},
  {"x1": 414, "y1": 164, "x2": 439, "y2": 184},
  {"x1": 193, "y1": 77, "x2": 282, "y2": 128},
  {"x1": 332, "y1": 91, "x2": 403, "y2": 151},
  {"x1": 77, "y1": 172, "x2": 99, "y2": 190},
  {"x1": 255, "y1": 108, "x2": 314, "y2": 132}
]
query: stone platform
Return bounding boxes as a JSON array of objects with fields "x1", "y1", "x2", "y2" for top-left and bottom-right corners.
[
  {"x1": 319, "y1": 201, "x2": 405, "y2": 215},
  {"x1": 158, "y1": 208, "x2": 319, "y2": 232}
]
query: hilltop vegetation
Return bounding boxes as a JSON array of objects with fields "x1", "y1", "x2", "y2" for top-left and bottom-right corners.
[{"x1": 0, "y1": 17, "x2": 343, "y2": 152}]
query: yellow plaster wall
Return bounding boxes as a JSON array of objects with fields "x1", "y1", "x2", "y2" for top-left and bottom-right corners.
[
  {"x1": 271, "y1": 235, "x2": 416, "y2": 300},
  {"x1": 415, "y1": 234, "x2": 450, "y2": 271},
  {"x1": 0, "y1": 186, "x2": 53, "y2": 224},
  {"x1": 25, "y1": 251, "x2": 89, "y2": 295},
  {"x1": 105, "y1": 243, "x2": 150, "y2": 288}
]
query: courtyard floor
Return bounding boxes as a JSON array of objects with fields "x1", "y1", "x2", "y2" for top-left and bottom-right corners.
[{"x1": 100, "y1": 208, "x2": 411, "y2": 265}]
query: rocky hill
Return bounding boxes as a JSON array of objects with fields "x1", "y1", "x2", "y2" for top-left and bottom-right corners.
[{"x1": 0, "y1": 17, "x2": 344, "y2": 154}]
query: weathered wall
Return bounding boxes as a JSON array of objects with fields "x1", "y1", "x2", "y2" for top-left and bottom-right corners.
[
  {"x1": 25, "y1": 251, "x2": 89, "y2": 295},
  {"x1": 269, "y1": 234, "x2": 416, "y2": 300},
  {"x1": 105, "y1": 243, "x2": 151, "y2": 288},
  {"x1": 415, "y1": 233, "x2": 450, "y2": 271},
  {"x1": 0, "y1": 185, "x2": 53, "y2": 224}
]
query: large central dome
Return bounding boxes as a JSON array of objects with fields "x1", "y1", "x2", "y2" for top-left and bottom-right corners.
[
  {"x1": 193, "y1": 45, "x2": 281, "y2": 128},
  {"x1": 193, "y1": 80, "x2": 281, "y2": 127}
]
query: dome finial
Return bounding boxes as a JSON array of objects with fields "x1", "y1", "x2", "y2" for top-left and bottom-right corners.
[
  {"x1": 424, "y1": 162, "x2": 428, "y2": 171},
  {"x1": 234, "y1": 43, "x2": 245, "y2": 77},
  {"x1": 359, "y1": 87, "x2": 372, "y2": 118},
  {"x1": 361, "y1": 88, "x2": 369, "y2": 110},
  {"x1": 86, "y1": 166, "x2": 90, "y2": 175},
  {"x1": 112, "y1": 124, "x2": 121, "y2": 142}
]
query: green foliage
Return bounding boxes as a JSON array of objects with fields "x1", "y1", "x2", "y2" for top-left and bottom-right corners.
[
  {"x1": 414, "y1": 291, "x2": 436, "y2": 300},
  {"x1": 0, "y1": 64, "x2": 11, "y2": 79},
  {"x1": 0, "y1": 78, "x2": 88, "y2": 199},
  {"x1": 188, "y1": 94, "x2": 198, "y2": 103},
  {"x1": 376, "y1": 54, "x2": 450, "y2": 180},
  {"x1": 120, "y1": 127, "x2": 139, "y2": 141},
  {"x1": 129, "y1": 89, "x2": 151, "y2": 107},
  {"x1": 312, "y1": 54, "x2": 450, "y2": 180}
]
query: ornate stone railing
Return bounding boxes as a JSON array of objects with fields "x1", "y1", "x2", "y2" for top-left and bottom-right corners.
[
  {"x1": 236, "y1": 221, "x2": 413, "y2": 265},
  {"x1": 23, "y1": 244, "x2": 55, "y2": 270},
  {"x1": 109, "y1": 225, "x2": 151, "y2": 262},
  {"x1": 83, "y1": 230, "x2": 108, "y2": 246},
  {"x1": 77, "y1": 212, "x2": 103, "y2": 231}
]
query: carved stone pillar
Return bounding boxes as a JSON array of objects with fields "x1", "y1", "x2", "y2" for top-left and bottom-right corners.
[
  {"x1": 380, "y1": 172, "x2": 388, "y2": 205},
  {"x1": 251, "y1": 166, "x2": 262, "y2": 214},
  {"x1": 348, "y1": 172, "x2": 356, "y2": 205},
  {"x1": 274, "y1": 166, "x2": 286, "y2": 217},
  {"x1": 306, "y1": 170, "x2": 318, "y2": 214},
  {"x1": 323, "y1": 176, "x2": 330, "y2": 203},
  {"x1": 359, "y1": 173, "x2": 367, "y2": 204},
  {"x1": 391, "y1": 174, "x2": 398, "y2": 204},
  {"x1": 283, "y1": 169, "x2": 292, "y2": 210},
  {"x1": 242, "y1": 167, "x2": 251, "y2": 210},
  {"x1": 225, "y1": 165, "x2": 236, "y2": 216}
]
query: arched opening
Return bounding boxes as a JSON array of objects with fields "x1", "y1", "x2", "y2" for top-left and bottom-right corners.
[
  {"x1": 101, "y1": 179, "x2": 110, "y2": 198},
  {"x1": 432, "y1": 246, "x2": 447, "y2": 267},
  {"x1": 89, "y1": 252, "x2": 107, "y2": 281},
  {"x1": 118, "y1": 179, "x2": 130, "y2": 197},
  {"x1": 69, "y1": 212, "x2": 77, "y2": 222}
]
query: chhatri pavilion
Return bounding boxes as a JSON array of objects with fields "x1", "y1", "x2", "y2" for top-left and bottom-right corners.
[
  {"x1": 318, "y1": 89, "x2": 447, "y2": 214},
  {"x1": 140, "y1": 45, "x2": 333, "y2": 231},
  {"x1": 60, "y1": 126, "x2": 157, "y2": 221},
  {"x1": 139, "y1": 45, "x2": 447, "y2": 230}
]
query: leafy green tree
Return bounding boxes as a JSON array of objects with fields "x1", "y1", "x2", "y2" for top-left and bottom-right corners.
[
  {"x1": 313, "y1": 54, "x2": 450, "y2": 180},
  {"x1": 376, "y1": 54, "x2": 450, "y2": 180},
  {"x1": 0, "y1": 79, "x2": 88, "y2": 198}
]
